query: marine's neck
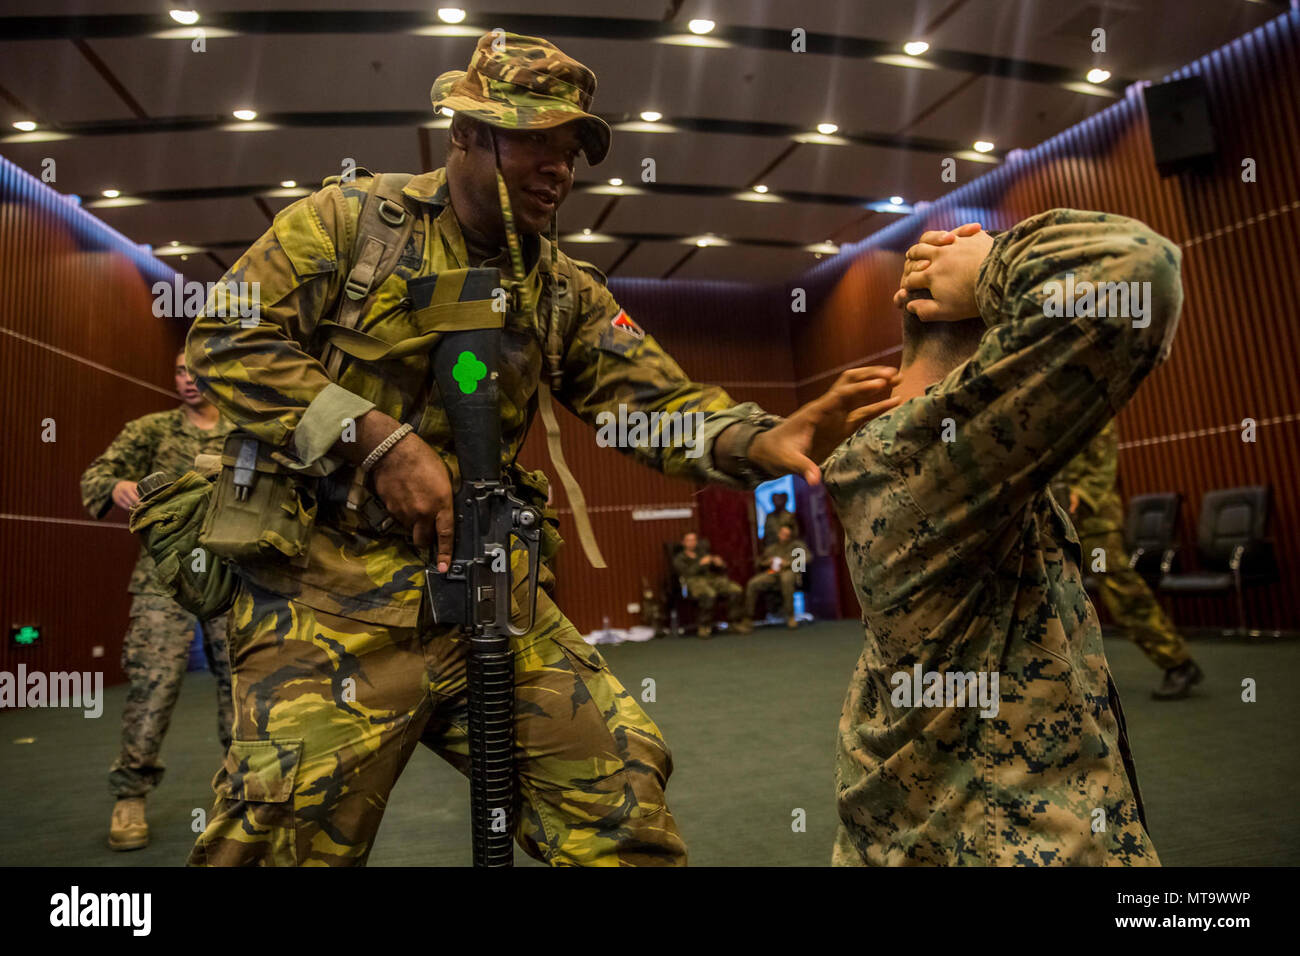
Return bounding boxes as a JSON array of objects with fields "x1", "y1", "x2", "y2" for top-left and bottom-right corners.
[{"x1": 890, "y1": 357, "x2": 947, "y2": 404}]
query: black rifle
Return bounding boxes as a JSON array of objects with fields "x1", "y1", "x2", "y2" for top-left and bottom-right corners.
[{"x1": 419, "y1": 270, "x2": 542, "y2": 867}]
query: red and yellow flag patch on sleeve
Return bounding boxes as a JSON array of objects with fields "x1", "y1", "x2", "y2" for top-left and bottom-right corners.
[{"x1": 610, "y1": 309, "x2": 645, "y2": 339}]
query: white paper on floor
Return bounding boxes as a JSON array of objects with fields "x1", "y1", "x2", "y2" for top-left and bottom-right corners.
[{"x1": 583, "y1": 626, "x2": 657, "y2": 646}]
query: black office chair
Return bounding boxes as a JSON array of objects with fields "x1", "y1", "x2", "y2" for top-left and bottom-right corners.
[
  {"x1": 1125, "y1": 492, "x2": 1182, "y2": 581},
  {"x1": 1159, "y1": 485, "x2": 1278, "y2": 635}
]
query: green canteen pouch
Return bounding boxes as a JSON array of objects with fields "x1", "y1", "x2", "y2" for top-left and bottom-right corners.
[
  {"x1": 199, "y1": 434, "x2": 317, "y2": 565},
  {"x1": 129, "y1": 467, "x2": 239, "y2": 619}
]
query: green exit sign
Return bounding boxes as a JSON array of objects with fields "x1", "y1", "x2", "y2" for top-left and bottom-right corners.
[{"x1": 10, "y1": 625, "x2": 41, "y2": 647}]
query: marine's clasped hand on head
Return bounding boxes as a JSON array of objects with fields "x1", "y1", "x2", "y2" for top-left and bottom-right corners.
[{"x1": 893, "y1": 221, "x2": 994, "y2": 322}]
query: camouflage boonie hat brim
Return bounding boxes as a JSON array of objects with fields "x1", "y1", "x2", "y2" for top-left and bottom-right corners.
[{"x1": 431, "y1": 31, "x2": 611, "y2": 165}]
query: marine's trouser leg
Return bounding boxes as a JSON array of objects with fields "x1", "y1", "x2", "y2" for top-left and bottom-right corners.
[
  {"x1": 777, "y1": 569, "x2": 796, "y2": 617},
  {"x1": 1084, "y1": 528, "x2": 1190, "y2": 671},
  {"x1": 745, "y1": 573, "x2": 778, "y2": 618},
  {"x1": 109, "y1": 593, "x2": 201, "y2": 798},
  {"x1": 421, "y1": 552, "x2": 686, "y2": 866},
  {"x1": 719, "y1": 578, "x2": 744, "y2": 622},
  {"x1": 198, "y1": 612, "x2": 233, "y2": 753},
  {"x1": 685, "y1": 578, "x2": 717, "y2": 617}
]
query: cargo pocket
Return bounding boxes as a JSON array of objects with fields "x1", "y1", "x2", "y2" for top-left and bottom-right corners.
[{"x1": 215, "y1": 738, "x2": 304, "y2": 866}]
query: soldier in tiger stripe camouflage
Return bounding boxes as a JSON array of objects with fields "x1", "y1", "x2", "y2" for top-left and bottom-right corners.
[{"x1": 185, "y1": 31, "x2": 899, "y2": 866}]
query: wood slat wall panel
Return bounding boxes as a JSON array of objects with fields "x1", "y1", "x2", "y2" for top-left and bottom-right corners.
[
  {"x1": 790, "y1": 10, "x2": 1300, "y2": 629},
  {"x1": 1, "y1": 156, "x2": 184, "y2": 686}
]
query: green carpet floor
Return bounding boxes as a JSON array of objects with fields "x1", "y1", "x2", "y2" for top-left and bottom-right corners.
[{"x1": 2, "y1": 621, "x2": 1295, "y2": 866}]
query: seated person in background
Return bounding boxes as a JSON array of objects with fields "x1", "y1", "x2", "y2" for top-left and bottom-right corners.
[
  {"x1": 1053, "y1": 421, "x2": 1204, "y2": 700},
  {"x1": 763, "y1": 491, "x2": 801, "y2": 541},
  {"x1": 823, "y1": 209, "x2": 1182, "y2": 865},
  {"x1": 737, "y1": 524, "x2": 809, "y2": 632},
  {"x1": 673, "y1": 531, "x2": 743, "y2": 639}
]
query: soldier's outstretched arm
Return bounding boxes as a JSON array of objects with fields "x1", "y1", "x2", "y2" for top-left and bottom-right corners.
[
  {"x1": 878, "y1": 208, "x2": 1182, "y2": 560},
  {"x1": 80, "y1": 414, "x2": 161, "y2": 518},
  {"x1": 557, "y1": 267, "x2": 899, "y2": 487},
  {"x1": 185, "y1": 188, "x2": 375, "y2": 473},
  {"x1": 554, "y1": 268, "x2": 768, "y2": 485}
]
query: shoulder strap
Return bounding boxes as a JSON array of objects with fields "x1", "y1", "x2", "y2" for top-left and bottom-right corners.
[{"x1": 322, "y1": 172, "x2": 418, "y2": 381}]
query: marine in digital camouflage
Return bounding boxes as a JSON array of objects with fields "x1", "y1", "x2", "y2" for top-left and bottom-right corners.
[
  {"x1": 430, "y1": 32, "x2": 612, "y2": 165},
  {"x1": 80, "y1": 407, "x2": 233, "y2": 595},
  {"x1": 823, "y1": 209, "x2": 1183, "y2": 866},
  {"x1": 1057, "y1": 421, "x2": 1191, "y2": 671},
  {"x1": 762, "y1": 498, "x2": 800, "y2": 542},
  {"x1": 81, "y1": 406, "x2": 236, "y2": 797},
  {"x1": 672, "y1": 547, "x2": 743, "y2": 621},
  {"x1": 744, "y1": 535, "x2": 808, "y2": 619},
  {"x1": 111, "y1": 594, "x2": 232, "y2": 797},
  {"x1": 186, "y1": 32, "x2": 776, "y2": 865}
]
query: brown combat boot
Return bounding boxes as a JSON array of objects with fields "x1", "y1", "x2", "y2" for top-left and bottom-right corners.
[
  {"x1": 108, "y1": 797, "x2": 149, "y2": 851},
  {"x1": 696, "y1": 624, "x2": 712, "y2": 639},
  {"x1": 1152, "y1": 660, "x2": 1204, "y2": 700},
  {"x1": 733, "y1": 619, "x2": 754, "y2": 635},
  {"x1": 786, "y1": 616, "x2": 799, "y2": 630}
]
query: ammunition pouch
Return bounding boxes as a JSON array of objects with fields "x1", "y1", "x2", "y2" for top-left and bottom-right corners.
[
  {"x1": 129, "y1": 464, "x2": 239, "y2": 620},
  {"x1": 199, "y1": 434, "x2": 318, "y2": 565}
]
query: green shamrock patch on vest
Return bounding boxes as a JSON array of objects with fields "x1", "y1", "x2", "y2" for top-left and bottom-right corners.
[{"x1": 453, "y1": 350, "x2": 488, "y2": 394}]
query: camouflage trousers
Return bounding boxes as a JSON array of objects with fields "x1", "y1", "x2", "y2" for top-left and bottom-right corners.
[
  {"x1": 110, "y1": 593, "x2": 233, "y2": 798},
  {"x1": 745, "y1": 569, "x2": 796, "y2": 618},
  {"x1": 189, "y1": 576, "x2": 686, "y2": 866},
  {"x1": 683, "y1": 575, "x2": 742, "y2": 621},
  {"x1": 1079, "y1": 523, "x2": 1190, "y2": 671}
]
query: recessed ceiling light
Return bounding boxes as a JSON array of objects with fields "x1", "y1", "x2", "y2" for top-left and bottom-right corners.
[
  {"x1": 169, "y1": 9, "x2": 200, "y2": 25},
  {"x1": 1086, "y1": 68, "x2": 1111, "y2": 84},
  {"x1": 280, "y1": 180, "x2": 296, "y2": 188},
  {"x1": 233, "y1": 109, "x2": 258, "y2": 121},
  {"x1": 752, "y1": 184, "x2": 768, "y2": 193},
  {"x1": 13, "y1": 120, "x2": 37, "y2": 132},
  {"x1": 102, "y1": 188, "x2": 120, "y2": 198},
  {"x1": 181, "y1": 254, "x2": 189, "y2": 261},
  {"x1": 639, "y1": 110, "x2": 663, "y2": 122},
  {"x1": 583, "y1": 228, "x2": 592, "y2": 235},
  {"x1": 437, "y1": 7, "x2": 466, "y2": 23},
  {"x1": 688, "y1": 19, "x2": 716, "y2": 34},
  {"x1": 608, "y1": 178, "x2": 623, "y2": 186},
  {"x1": 890, "y1": 195, "x2": 904, "y2": 205},
  {"x1": 817, "y1": 122, "x2": 838, "y2": 135},
  {"x1": 903, "y1": 40, "x2": 929, "y2": 56},
  {"x1": 973, "y1": 140, "x2": 995, "y2": 153},
  {"x1": 171, "y1": 240, "x2": 180, "y2": 246}
]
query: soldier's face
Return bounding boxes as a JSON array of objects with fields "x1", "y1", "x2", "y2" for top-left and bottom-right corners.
[
  {"x1": 174, "y1": 355, "x2": 202, "y2": 406},
  {"x1": 683, "y1": 533, "x2": 697, "y2": 550},
  {"x1": 472, "y1": 125, "x2": 580, "y2": 236},
  {"x1": 778, "y1": 526, "x2": 792, "y2": 542}
]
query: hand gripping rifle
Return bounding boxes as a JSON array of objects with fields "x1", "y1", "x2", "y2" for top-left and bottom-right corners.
[{"x1": 417, "y1": 268, "x2": 542, "y2": 867}]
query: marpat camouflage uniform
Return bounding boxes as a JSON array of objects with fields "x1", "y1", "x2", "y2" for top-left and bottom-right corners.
[
  {"x1": 672, "y1": 548, "x2": 743, "y2": 622},
  {"x1": 744, "y1": 537, "x2": 808, "y2": 619},
  {"x1": 1058, "y1": 421, "x2": 1190, "y2": 670},
  {"x1": 81, "y1": 407, "x2": 235, "y2": 796},
  {"x1": 185, "y1": 158, "x2": 772, "y2": 864},
  {"x1": 823, "y1": 209, "x2": 1183, "y2": 866}
]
